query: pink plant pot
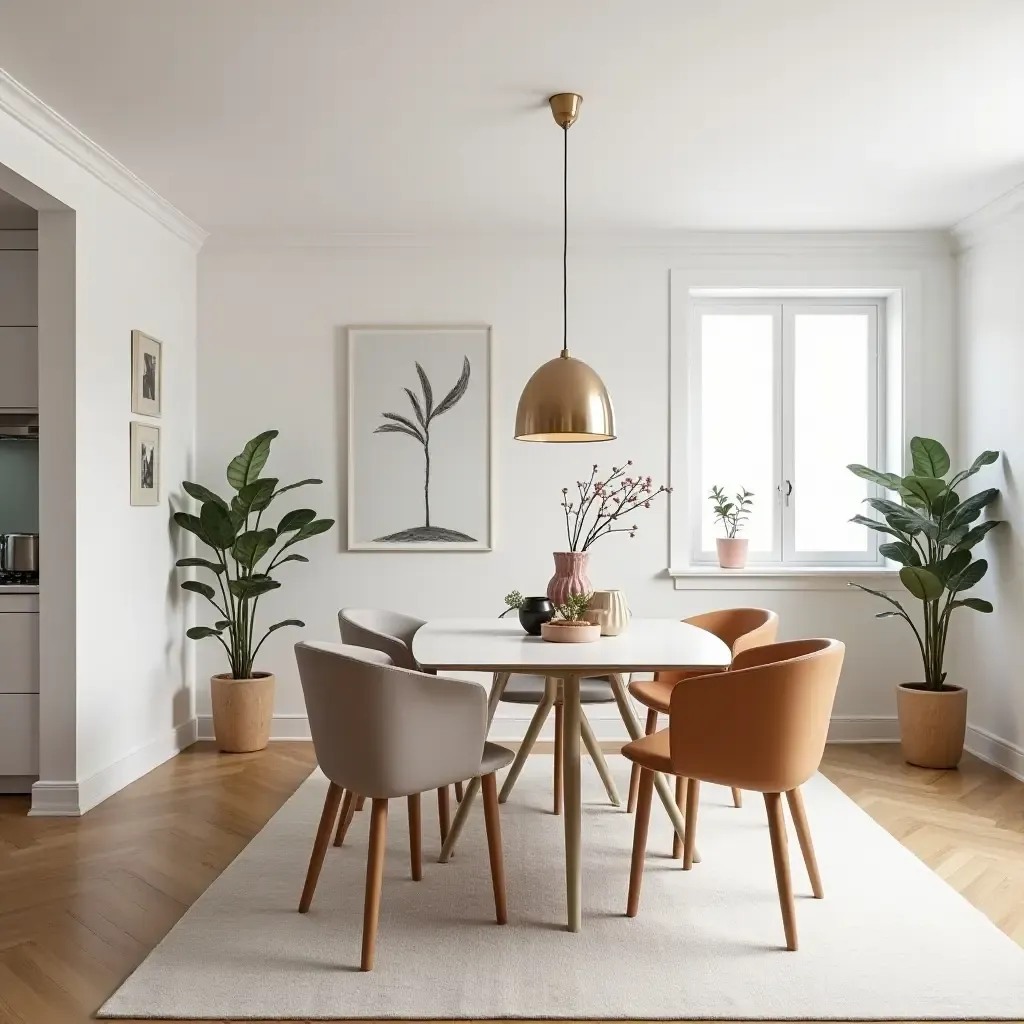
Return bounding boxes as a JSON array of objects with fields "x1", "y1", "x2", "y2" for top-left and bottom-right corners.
[
  {"x1": 716, "y1": 537, "x2": 749, "y2": 569},
  {"x1": 546, "y1": 551, "x2": 592, "y2": 607}
]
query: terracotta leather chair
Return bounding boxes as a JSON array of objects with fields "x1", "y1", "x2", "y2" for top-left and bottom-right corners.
[
  {"x1": 627, "y1": 608, "x2": 779, "y2": 821},
  {"x1": 295, "y1": 641, "x2": 513, "y2": 971},
  {"x1": 622, "y1": 638, "x2": 845, "y2": 951},
  {"x1": 338, "y1": 608, "x2": 463, "y2": 838}
]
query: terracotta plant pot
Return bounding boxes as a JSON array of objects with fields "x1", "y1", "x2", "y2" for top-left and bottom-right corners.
[
  {"x1": 210, "y1": 672, "x2": 275, "y2": 753},
  {"x1": 896, "y1": 682, "x2": 967, "y2": 769},
  {"x1": 584, "y1": 589, "x2": 631, "y2": 636},
  {"x1": 541, "y1": 621, "x2": 601, "y2": 644},
  {"x1": 716, "y1": 537, "x2": 749, "y2": 569},
  {"x1": 547, "y1": 551, "x2": 592, "y2": 607}
]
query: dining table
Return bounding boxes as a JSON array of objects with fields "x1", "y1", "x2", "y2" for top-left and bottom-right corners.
[{"x1": 412, "y1": 617, "x2": 732, "y2": 932}]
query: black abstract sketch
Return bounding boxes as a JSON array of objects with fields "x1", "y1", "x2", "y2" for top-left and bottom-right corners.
[
  {"x1": 139, "y1": 442, "x2": 155, "y2": 489},
  {"x1": 372, "y1": 355, "x2": 475, "y2": 543},
  {"x1": 142, "y1": 352, "x2": 157, "y2": 400}
]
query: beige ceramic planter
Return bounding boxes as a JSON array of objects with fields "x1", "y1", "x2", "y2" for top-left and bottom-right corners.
[
  {"x1": 896, "y1": 682, "x2": 967, "y2": 769},
  {"x1": 541, "y1": 621, "x2": 601, "y2": 644},
  {"x1": 716, "y1": 537, "x2": 749, "y2": 569},
  {"x1": 584, "y1": 589, "x2": 632, "y2": 636},
  {"x1": 210, "y1": 672, "x2": 275, "y2": 753}
]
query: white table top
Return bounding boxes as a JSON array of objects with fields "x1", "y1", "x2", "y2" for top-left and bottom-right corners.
[{"x1": 413, "y1": 617, "x2": 732, "y2": 674}]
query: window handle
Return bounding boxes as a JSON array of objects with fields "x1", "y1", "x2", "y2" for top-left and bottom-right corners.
[{"x1": 779, "y1": 479, "x2": 793, "y2": 506}]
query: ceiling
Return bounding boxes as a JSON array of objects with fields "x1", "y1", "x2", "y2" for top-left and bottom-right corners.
[{"x1": 0, "y1": 0, "x2": 1021, "y2": 237}]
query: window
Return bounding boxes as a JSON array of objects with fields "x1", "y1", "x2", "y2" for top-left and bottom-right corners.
[{"x1": 690, "y1": 298, "x2": 883, "y2": 566}]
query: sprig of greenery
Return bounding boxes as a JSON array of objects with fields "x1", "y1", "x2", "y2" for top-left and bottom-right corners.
[
  {"x1": 555, "y1": 592, "x2": 592, "y2": 622},
  {"x1": 499, "y1": 590, "x2": 525, "y2": 618},
  {"x1": 709, "y1": 485, "x2": 754, "y2": 539},
  {"x1": 173, "y1": 430, "x2": 335, "y2": 679},
  {"x1": 847, "y1": 437, "x2": 1000, "y2": 691}
]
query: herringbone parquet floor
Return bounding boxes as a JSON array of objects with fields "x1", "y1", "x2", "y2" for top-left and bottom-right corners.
[{"x1": 0, "y1": 742, "x2": 1021, "y2": 1024}]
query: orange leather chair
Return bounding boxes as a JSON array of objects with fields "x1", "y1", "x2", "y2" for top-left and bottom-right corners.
[
  {"x1": 627, "y1": 608, "x2": 779, "y2": 819},
  {"x1": 622, "y1": 638, "x2": 845, "y2": 952}
]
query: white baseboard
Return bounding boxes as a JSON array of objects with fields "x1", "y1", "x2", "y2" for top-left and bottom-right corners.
[
  {"x1": 198, "y1": 712, "x2": 903, "y2": 746},
  {"x1": 964, "y1": 723, "x2": 1024, "y2": 782},
  {"x1": 29, "y1": 718, "x2": 199, "y2": 817}
]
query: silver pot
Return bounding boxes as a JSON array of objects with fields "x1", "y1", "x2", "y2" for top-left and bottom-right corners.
[{"x1": 1, "y1": 534, "x2": 39, "y2": 573}]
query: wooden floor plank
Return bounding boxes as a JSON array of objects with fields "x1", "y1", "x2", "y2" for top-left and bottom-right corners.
[{"x1": 0, "y1": 740, "x2": 1020, "y2": 1023}]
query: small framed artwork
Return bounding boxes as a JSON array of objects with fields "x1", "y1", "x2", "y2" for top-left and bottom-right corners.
[
  {"x1": 347, "y1": 324, "x2": 493, "y2": 551},
  {"x1": 131, "y1": 330, "x2": 163, "y2": 416},
  {"x1": 130, "y1": 421, "x2": 160, "y2": 506}
]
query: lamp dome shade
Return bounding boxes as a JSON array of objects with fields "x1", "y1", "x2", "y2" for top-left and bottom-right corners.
[{"x1": 514, "y1": 352, "x2": 616, "y2": 442}]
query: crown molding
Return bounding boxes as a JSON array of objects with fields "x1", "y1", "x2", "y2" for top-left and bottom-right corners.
[
  {"x1": 204, "y1": 228, "x2": 952, "y2": 256},
  {"x1": 952, "y1": 179, "x2": 1024, "y2": 253},
  {"x1": 0, "y1": 70, "x2": 207, "y2": 250}
]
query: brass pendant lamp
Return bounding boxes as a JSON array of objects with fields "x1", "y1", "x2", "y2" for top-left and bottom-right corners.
[{"x1": 514, "y1": 93, "x2": 616, "y2": 442}]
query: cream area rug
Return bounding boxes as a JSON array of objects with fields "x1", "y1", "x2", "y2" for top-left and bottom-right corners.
[{"x1": 100, "y1": 756, "x2": 1024, "y2": 1020}]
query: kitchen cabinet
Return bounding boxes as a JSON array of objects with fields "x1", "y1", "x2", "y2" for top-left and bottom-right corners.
[
  {"x1": 0, "y1": 326, "x2": 38, "y2": 409},
  {"x1": 0, "y1": 249, "x2": 37, "y2": 327},
  {"x1": 0, "y1": 607, "x2": 39, "y2": 780}
]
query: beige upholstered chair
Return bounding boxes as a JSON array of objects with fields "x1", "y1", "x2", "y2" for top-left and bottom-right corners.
[
  {"x1": 295, "y1": 641, "x2": 513, "y2": 971},
  {"x1": 338, "y1": 608, "x2": 463, "y2": 835},
  {"x1": 627, "y1": 607, "x2": 779, "y2": 824},
  {"x1": 622, "y1": 638, "x2": 845, "y2": 951}
]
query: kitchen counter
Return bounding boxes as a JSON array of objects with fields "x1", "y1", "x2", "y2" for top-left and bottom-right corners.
[{"x1": 0, "y1": 585, "x2": 39, "y2": 593}]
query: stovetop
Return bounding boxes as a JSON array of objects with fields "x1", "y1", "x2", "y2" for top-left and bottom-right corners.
[{"x1": 0, "y1": 570, "x2": 39, "y2": 587}]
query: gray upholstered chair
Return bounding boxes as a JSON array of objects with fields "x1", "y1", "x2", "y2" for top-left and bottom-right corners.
[
  {"x1": 338, "y1": 608, "x2": 463, "y2": 837},
  {"x1": 295, "y1": 641, "x2": 513, "y2": 971}
]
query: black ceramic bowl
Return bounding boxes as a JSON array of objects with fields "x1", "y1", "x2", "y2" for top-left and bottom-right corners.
[{"x1": 518, "y1": 596, "x2": 555, "y2": 636}]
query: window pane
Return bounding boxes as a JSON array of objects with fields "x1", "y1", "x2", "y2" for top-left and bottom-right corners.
[
  {"x1": 792, "y1": 313, "x2": 871, "y2": 552},
  {"x1": 700, "y1": 313, "x2": 775, "y2": 552}
]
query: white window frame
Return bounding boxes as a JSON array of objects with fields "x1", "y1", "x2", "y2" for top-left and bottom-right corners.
[{"x1": 688, "y1": 297, "x2": 885, "y2": 568}]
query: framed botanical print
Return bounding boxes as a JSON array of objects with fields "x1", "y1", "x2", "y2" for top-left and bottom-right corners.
[
  {"x1": 130, "y1": 421, "x2": 160, "y2": 506},
  {"x1": 347, "y1": 324, "x2": 493, "y2": 551},
  {"x1": 131, "y1": 330, "x2": 163, "y2": 417}
]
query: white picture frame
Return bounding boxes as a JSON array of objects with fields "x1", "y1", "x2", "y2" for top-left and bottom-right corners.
[
  {"x1": 130, "y1": 420, "x2": 160, "y2": 506},
  {"x1": 131, "y1": 329, "x2": 163, "y2": 417},
  {"x1": 347, "y1": 324, "x2": 494, "y2": 551}
]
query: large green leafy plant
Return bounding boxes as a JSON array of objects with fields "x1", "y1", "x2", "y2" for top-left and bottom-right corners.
[
  {"x1": 848, "y1": 437, "x2": 1001, "y2": 691},
  {"x1": 173, "y1": 430, "x2": 334, "y2": 679}
]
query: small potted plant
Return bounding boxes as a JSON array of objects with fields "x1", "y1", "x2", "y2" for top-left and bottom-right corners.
[
  {"x1": 541, "y1": 592, "x2": 601, "y2": 643},
  {"x1": 173, "y1": 430, "x2": 334, "y2": 753},
  {"x1": 847, "y1": 437, "x2": 1000, "y2": 768},
  {"x1": 709, "y1": 485, "x2": 754, "y2": 568},
  {"x1": 500, "y1": 590, "x2": 554, "y2": 635}
]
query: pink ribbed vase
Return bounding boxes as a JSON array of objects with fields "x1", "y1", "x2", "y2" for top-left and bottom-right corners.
[{"x1": 546, "y1": 551, "x2": 592, "y2": 607}]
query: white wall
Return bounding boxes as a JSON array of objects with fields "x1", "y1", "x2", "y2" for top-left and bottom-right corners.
[
  {"x1": 0, "y1": 74, "x2": 202, "y2": 813},
  {"x1": 197, "y1": 234, "x2": 955, "y2": 740},
  {"x1": 954, "y1": 203, "x2": 1024, "y2": 776}
]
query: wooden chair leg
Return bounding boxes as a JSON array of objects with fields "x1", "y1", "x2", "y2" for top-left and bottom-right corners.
[
  {"x1": 732, "y1": 787, "x2": 743, "y2": 808},
  {"x1": 299, "y1": 782, "x2": 343, "y2": 913},
  {"x1": 683, "y1": 778, "x2": 699, "y2": 870},
  {"x1": 553, "y1": 701, "x2": 564, "y2": 815},
  {"x1": 355, "y1": 794, "x2": 366, "y2": 811},
  {"x1": 627, "y1": 766, "x2": 655, "y2": 917},
  {"x1": 455, "y1": 781, "x2": 464, "y2": 802},
  {"x1": 786, "y1": 787, "x2": 823, "y2": 898},
  {"x1": 407, "y1": 793, "x2": 422, "y2": 881},
  {"x1": 765, "y1": 791, "x2": 798, "y2": 951},
  {"x1": 627, "y1": 708, "x2": 658, "y2": 814},
  {"x1": 437, "y1": 786, "x2": 451, "y2": 846},
  {"x1": 332, "y1": 789, "x2": 357, "y2": 847},
  {"x1": 361, "y1": 798, "x2": 389, "y2": 971},
  {"x1": 672, "y1": 775, "x2": 686, "y2": 859},
  {"x1": 480, "y1": 772, "x2": 508, "y2": 925}
]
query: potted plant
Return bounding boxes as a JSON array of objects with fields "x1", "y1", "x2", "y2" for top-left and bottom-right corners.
[
  {"x1": 553, "y1": 462, "x2": 671, "y2": 604},
  {"x1": 847, "y1": 437, "x2": 1001, "y2": 768},
  {"x1": 500, "y1": 590, "x2": 555, "y2": 635},
  {"x1": 541, "y1": 592, "x2": 601, "y2": 644},
  {"x1": 173, "y1": 430, "x2": 334, "y2": 753},
  {"x1": 709, "y1": 485, "x2": 754, "y2": 568}
]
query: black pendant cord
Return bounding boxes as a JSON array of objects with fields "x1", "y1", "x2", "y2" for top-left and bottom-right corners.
[{"x1": 562, "y1": 124, "x2": 568, "y2": 356}]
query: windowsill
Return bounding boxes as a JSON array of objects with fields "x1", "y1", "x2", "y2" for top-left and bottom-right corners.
[{"x1": 667, "y1": 565, "x2": 902, "y2": 592}]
